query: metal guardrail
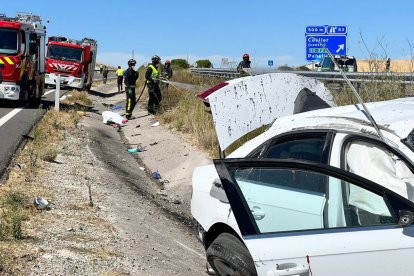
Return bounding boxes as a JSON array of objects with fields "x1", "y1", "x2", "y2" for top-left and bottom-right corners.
[
  {"x1": 190, "y1": 68, "x2": 241, "y2": 78},
  {"x1": 190, "y1": 68, "x2": 414, "y2": 84}
]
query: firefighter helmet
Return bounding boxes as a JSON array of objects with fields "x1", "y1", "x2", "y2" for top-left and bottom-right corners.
[
  {"x1": 165, "y1": 60, "x2": 171, "y2": 64},
  {"x1": 151, "y1": 55, "x2": 161, "y2": 63},
  {"x1": 243, "y1": 53, "x2": 249, "y2": 60},
  {"x1": 128, "y1": 59, "x2": 136, "y2": 66}
]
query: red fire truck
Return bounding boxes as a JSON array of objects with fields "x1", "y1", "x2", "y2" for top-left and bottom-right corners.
[
  {"x1": 45, "y1": 36, "x2": 97, "y2": 90},
  {"x1": 0, "y1": 12, "x2": 46, "y2": 101}
]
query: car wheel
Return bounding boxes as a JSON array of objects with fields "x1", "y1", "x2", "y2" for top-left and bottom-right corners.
[{"x1": 206, "y1": 233, "x2": 257, "y2": 276}]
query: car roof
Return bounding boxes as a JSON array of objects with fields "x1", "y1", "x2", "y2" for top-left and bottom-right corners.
[
  {"x1": 277, "y1": 97, "x2": 414, "y2": 138},
  {"x1": 228, "y1": 97, "x2": 414, "y2": 158}
]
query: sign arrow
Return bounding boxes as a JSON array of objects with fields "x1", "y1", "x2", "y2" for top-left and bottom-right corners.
[{"x1": 336, "y1": 44, "x2": 344, "y2": 53}]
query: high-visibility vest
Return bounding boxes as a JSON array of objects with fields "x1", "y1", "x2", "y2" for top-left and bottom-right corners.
[
  {"x1": 116, "y1": 68, "x2": 124, "y2": 76},
  {"x1": 147, "y1": 64, "x2": 159, "y2": 83}
]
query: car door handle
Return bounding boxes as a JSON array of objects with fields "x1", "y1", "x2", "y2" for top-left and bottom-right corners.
[
  {"x1": 251, "y1": 206, "x2": 265, "y2": 220},
  {"x1": 270, "y1": 263, "x2": 309, "y2": 276}
]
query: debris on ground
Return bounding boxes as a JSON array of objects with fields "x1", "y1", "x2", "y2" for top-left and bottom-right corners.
[
  {"x1": 151, "y1": 121, "x2": 160, "y2": 127},
  {"x1": 111, "y1": 105, "x2": 123, "y2": 111},
  {"x1": 128, "y1": 145, "x2": 145, "y2": 153},
  {"x1": 22, "y1": 134, "x2": 35, "y2": 140},
  {"x1": 102, "y1": 111, "x2": 124, "y2": 125},
  {"x1": 102, "y1": 103, "x2": 114, "y2": 108},
  {"x1": 136, "y1": 125, "x2": 141, "y2": 128},
  {"x1": 76, "y1": 111, "x2": 87, "y2": 116},
  {"x1": 15, "y1": 163, "x2": 24, "y2": 170},
  {"x1": 33, "y1": 197, "x2": 49, "y2": 210},
  {"x1": 149, "y1": 142, "x2": 158, "y2": 146},
  {"x1": 150, "y1": 171, "x2": 161, "y2": 180}
]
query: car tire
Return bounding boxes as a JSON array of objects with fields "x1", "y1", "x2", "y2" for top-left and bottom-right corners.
[{"x1": 206, "y1": 233, "x2": 257, "y2": 276}]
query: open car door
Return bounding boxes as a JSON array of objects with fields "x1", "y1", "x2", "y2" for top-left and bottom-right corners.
[{"x1": 214, "y1": 159, "x2": 414, "y2": 276}]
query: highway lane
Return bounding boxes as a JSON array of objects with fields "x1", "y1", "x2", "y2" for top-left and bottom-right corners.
[{"x1": 0, "y1": 88, "x2": 64, "y2": 180}]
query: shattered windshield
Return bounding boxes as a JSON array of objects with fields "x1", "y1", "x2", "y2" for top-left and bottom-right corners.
[
  {"x1": 47, "y1": 45, "x2": 83, "y2": 62},
  {"x1": 0, "y1": 28, "x2": 18, "y2": 55}
]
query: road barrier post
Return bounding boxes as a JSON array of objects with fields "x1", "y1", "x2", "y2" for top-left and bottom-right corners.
[{"x1": 55, "y1": 74, "x2": 60, "y2": 111}]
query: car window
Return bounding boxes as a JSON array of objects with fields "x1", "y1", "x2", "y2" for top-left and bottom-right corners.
[
  {"x1": 263, "y1": 134, "x2": 329, "y2": 163},
  {"x1": 345, "y1": 140, "x2": 414, "y2": 202},
  {"x1": 233, "y1": 167, "x2": 395, "y2": 234}
]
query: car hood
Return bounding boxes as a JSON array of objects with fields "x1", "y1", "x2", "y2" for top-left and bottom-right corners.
[{"x1": 205, "y1": 73, "x2": 336, "y2": 151}]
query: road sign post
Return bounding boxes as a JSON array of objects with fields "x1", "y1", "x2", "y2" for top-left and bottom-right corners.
[
  {"x1": 305, "y1": 25, "x2": 347, "y2": 62},
  {"x1": 55, "y1": 74, "x2": 60, "y2": 111},
  {"x1": 268, "y1": 60, "x2": 274, "y2": 70}
]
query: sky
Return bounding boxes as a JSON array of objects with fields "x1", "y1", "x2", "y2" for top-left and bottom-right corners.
[{"x1": 2, "y1": 0, "x2": 414, "y2": 68}]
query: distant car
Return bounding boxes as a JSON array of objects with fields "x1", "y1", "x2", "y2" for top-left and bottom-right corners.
[{"x1": 191, "y1": 74, "x2": 414, "y2": 276}]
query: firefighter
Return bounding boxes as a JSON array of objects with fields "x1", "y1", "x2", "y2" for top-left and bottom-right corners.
[
  {"x1": 162, "y1": 60, "x2": 173, "y2": 79},
  {"x1": 161, "y1": 60, "x2": 173, "y2": 92},
  {"x1": 116, "y1": 66, "x2": 124, "y2": 93},
  {"x1": 146, "y1": 55, "x2": 162, "y2": 115},
  {"x1": 237, "y1": 53, "x2": 251, "y2": 76},
  {"x1": 124, "y1": 59, "x2": 139, "y2": 120}
]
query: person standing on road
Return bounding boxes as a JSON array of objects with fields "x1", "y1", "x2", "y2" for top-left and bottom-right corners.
[
  {"x1": 237, "y1": 53, "x2": 251, "y2": 76},
  {"x1": 161, "y1": 60, "x2": 173, "y2": 92},
  {"x1": 103, "y1": 66, "x2": 109, "y2": 84},
  {"x1": 146, "y1": 55, "x2": 162, "y2": 115},
  {"x1": 124, "y1": 59, "x2": 139, "y2": 120},
  {"x1": 99, "y1": 64, "x2": 103, "y2": 74},
  {"x1": 386, "y1": 58, "x2": 391, "y2": 73},
  {"x1": 116, "y1": 66, "x2": 124, "y2": 93}
]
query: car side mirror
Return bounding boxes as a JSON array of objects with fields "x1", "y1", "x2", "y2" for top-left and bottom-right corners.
[
  {"x1": 398, "y1": 210, "x2": 414, "y2": 227},
  {"x1": 209, "y1": 179, "x2": 229, "y2": 204},
  {"x1": 315, "y1": 63, "x2": 321, "y2": 67}
]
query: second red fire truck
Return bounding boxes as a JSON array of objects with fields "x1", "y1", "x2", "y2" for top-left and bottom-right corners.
[{"x1": 45, "y1": 36, "x2": 97, "y2": 90}]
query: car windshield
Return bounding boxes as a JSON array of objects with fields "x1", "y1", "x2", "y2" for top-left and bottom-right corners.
[
  {"x1": 0, "y1": 28, "x2": 18, "y2": 55},
  {"x1": 47, "y1": 45, "x2": 83, "y2": 62},
  {"x1": 321, "y1": 57, "x2": 333, "y2": 69}
]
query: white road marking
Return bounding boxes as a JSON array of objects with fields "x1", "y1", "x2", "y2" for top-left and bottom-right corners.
[
  {"x1": 175, "y1": 240, "x2": 205, "y2": 259},
  {"x1": 0, "y1": 106, "x2": 27, "y2": 127},
  {"x1": 44, "y1": 89, "x2": 56, "y2": 96},
  {"x1": 0, "y1": 89, "x2": 55, "y2": 128},
  {"x1": 149, "y1": 226, "x2": 204, "y2": 259}
]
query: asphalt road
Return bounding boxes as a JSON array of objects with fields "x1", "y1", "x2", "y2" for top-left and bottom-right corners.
[{"x1": 0, "y1": 88, "x2": 65, "y2": 180}]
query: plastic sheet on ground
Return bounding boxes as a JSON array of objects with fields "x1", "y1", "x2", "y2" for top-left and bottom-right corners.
[{"x1": 102, "y1": 111, "x2": 124, "y2": 125}]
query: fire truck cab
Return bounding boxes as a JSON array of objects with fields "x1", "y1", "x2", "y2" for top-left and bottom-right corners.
[
  {"x1": 0, "y1": 12, "x2": 46, "y2": 101},
  {"x1": 45, "y1": 36, "x2": 97, "y2": 90}
]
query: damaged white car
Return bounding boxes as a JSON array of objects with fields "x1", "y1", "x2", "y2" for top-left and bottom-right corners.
[{"x1": 191, "y1": 73, "x2": 414, "y2": 276}]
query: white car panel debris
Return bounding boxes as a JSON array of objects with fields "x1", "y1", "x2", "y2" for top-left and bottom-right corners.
[{"x1": 206, "y1": 73, "x2": 336, "y2": 150}]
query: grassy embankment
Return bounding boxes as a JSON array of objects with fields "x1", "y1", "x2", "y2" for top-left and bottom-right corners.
[
  {"x1": 0, "y1": 93, "x2": 89, "y2": 274},
  {"x1": 149, "y1": 69, "x2": 224, "y2": 156}
]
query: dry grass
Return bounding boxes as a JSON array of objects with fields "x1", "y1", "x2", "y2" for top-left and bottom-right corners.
[
  {"x1": 358, "y1": 59, "x2": 414, "y2": 73},
  {"x1": 171, "y1": 69, "x2": 226, "y2": 87},
  {"x1": 0, "y1": 108, "x2": 81, "y2": 273},
  {"x1": 158, "y1": 85, "x2": 219, "y2": 155},
  {"x1": 61, "y1": 90, "x2": 93, "y2": 107}
]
